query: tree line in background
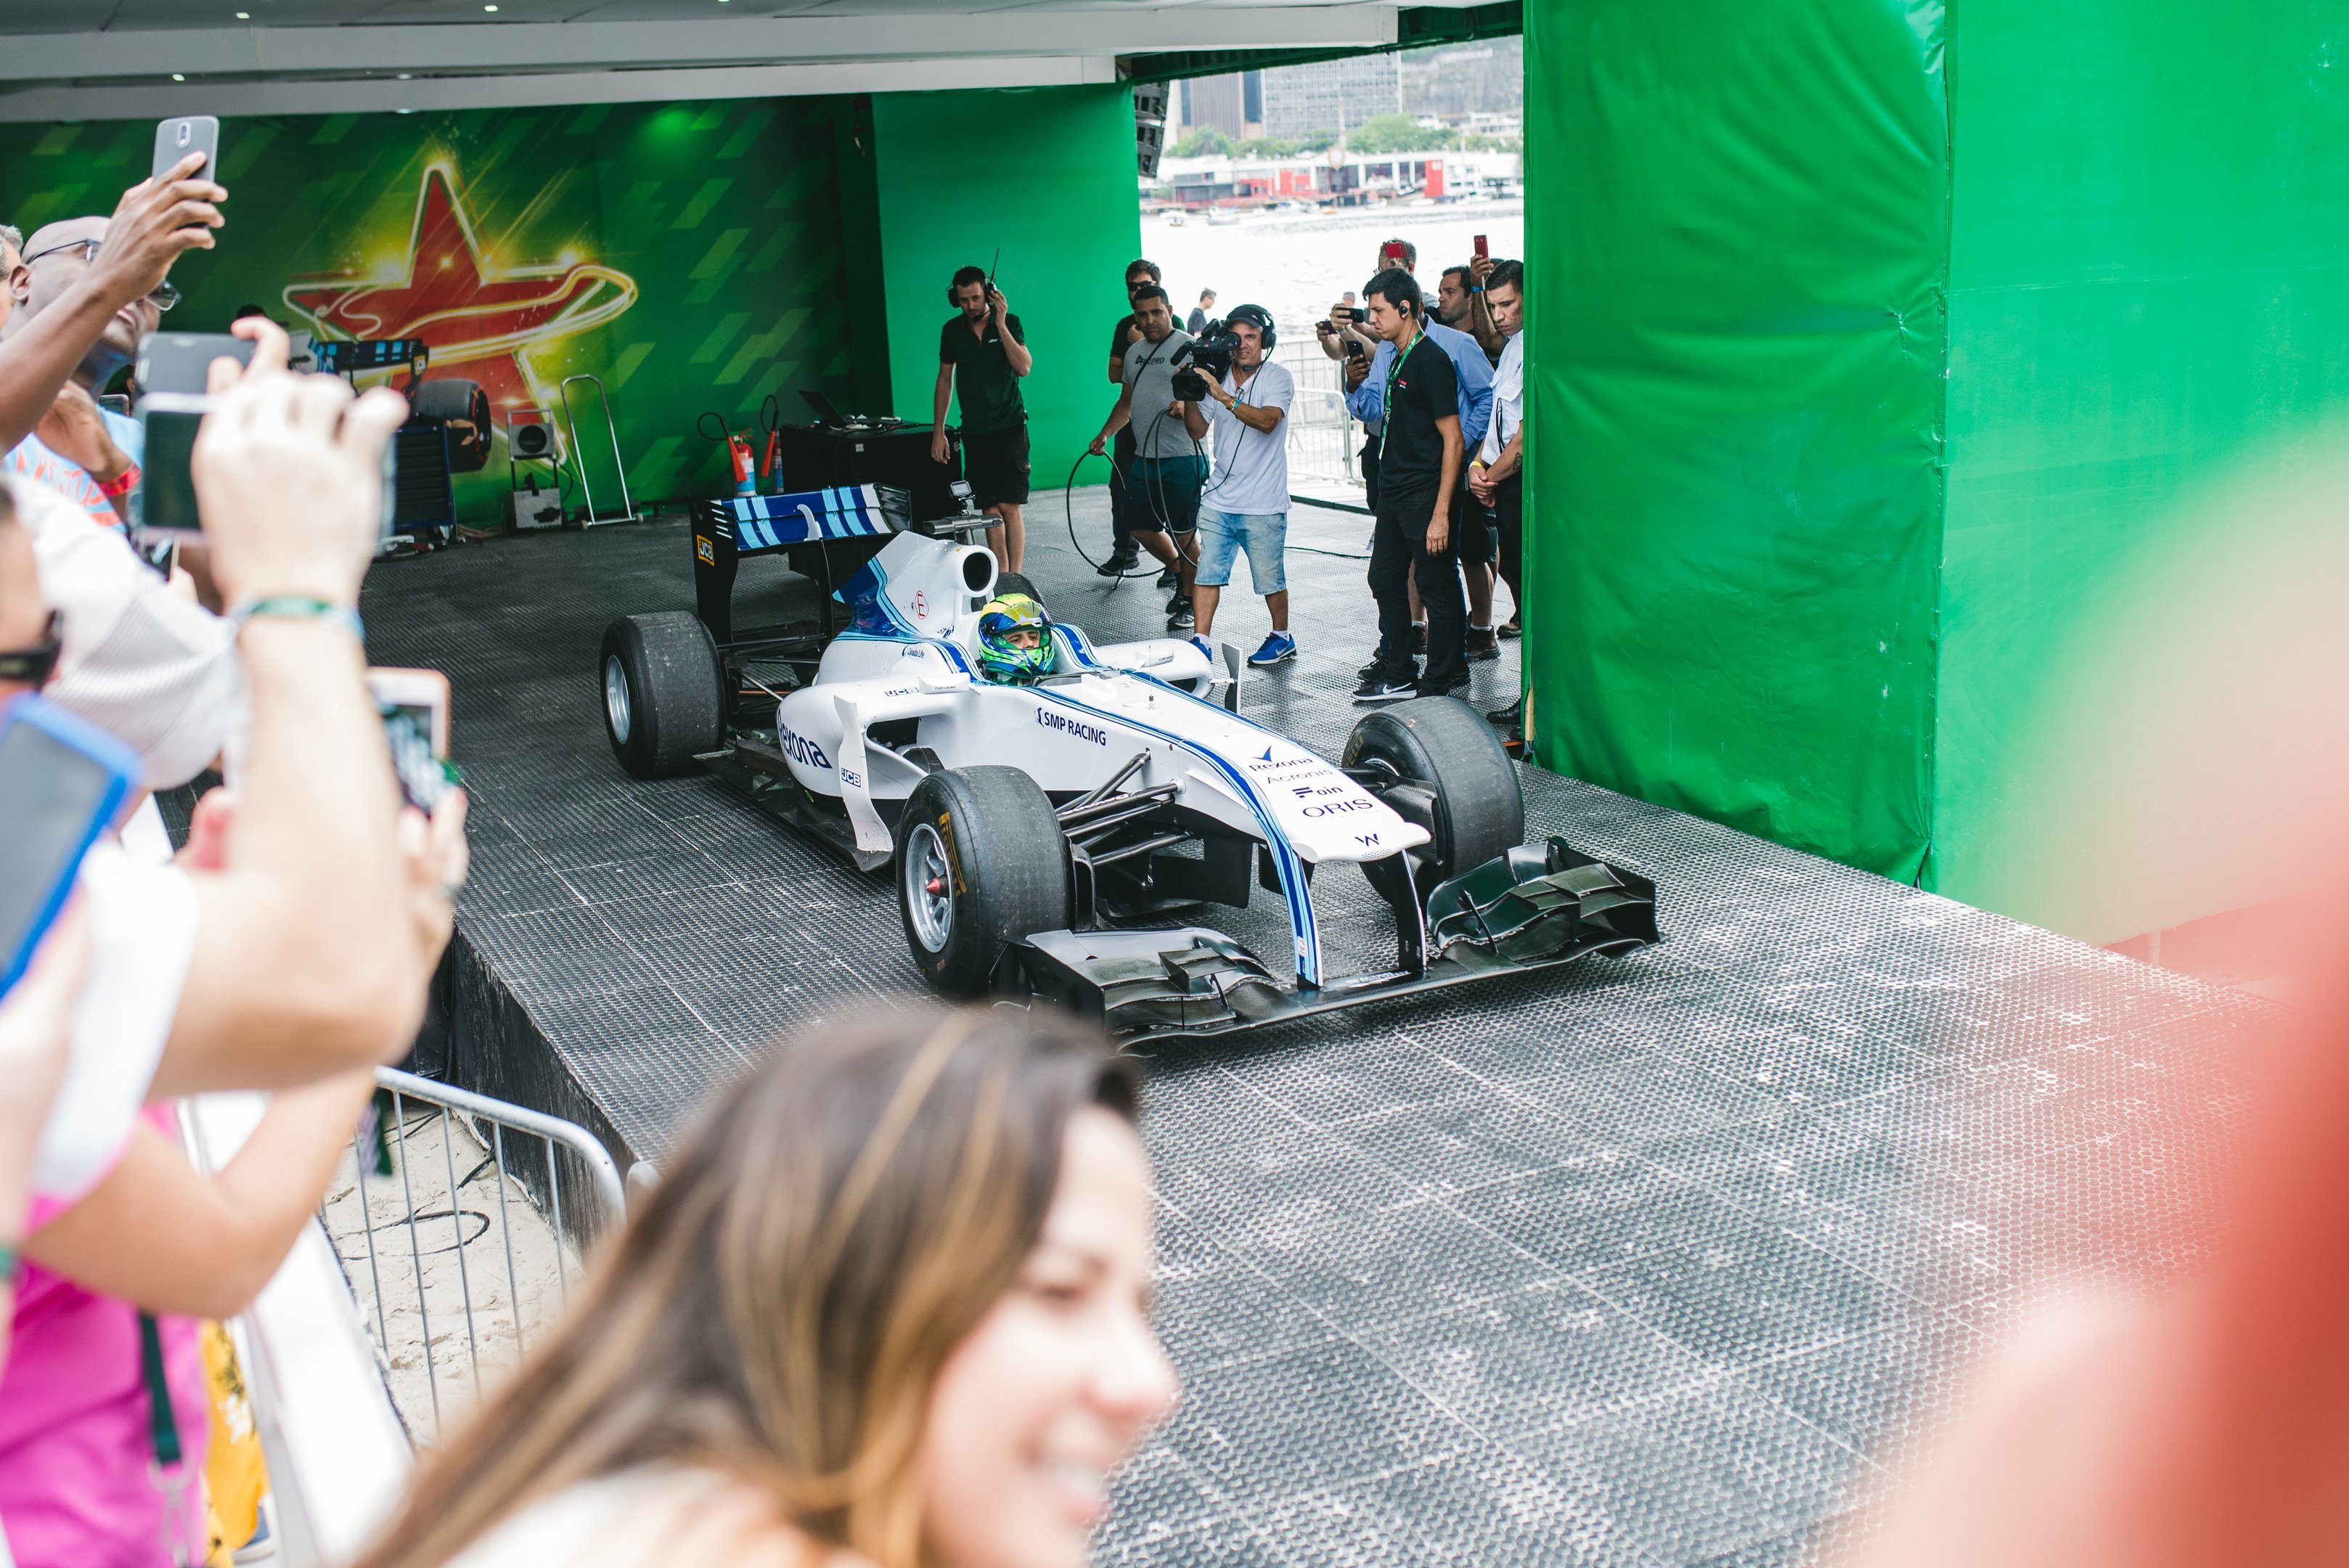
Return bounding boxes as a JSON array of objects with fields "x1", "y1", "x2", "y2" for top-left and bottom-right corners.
[{"x1": 1172, "y1": 115, "x2": 1521, "y2": 161}]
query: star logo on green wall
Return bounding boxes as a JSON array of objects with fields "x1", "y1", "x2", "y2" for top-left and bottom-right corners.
[{"x1": 282, "y1": 161, "x2": 637, "y2": 420}]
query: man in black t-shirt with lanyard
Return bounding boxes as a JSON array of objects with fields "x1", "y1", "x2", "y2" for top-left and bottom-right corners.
[
  {"x1": 1098, "y1": 258, "x2": 1161, "y2": 577},
  {"x1": 1354, "y1": 267, "x2": 1465, "y2": 703},
  {"x1": 932, "y1": 264, "x2": 1034, "y2": 571}
]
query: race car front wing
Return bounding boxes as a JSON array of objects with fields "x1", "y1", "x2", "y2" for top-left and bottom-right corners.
[{"x1": 1004, "y1": 836, "x2": 1659, "y2": 1044}]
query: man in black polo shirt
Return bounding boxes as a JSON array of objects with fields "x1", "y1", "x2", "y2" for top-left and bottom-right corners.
[
  {"x1": 1098, "y1": 258, "x2": 1161, "y2": 577},
  {"x1": 1354, "y1": 267, "x2": 1465, "y2": 703},
  {"x1": 931, "y1": 264, "x2": 1034, "y2": 571}
]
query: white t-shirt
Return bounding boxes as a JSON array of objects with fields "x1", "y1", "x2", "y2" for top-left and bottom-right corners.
[
  {"x1": 1480, "y1": 331, "x2": 1523, "y2": 466},
  {"x1": 8, "y1": 475, "x2": 245, "y2": 791},
  {"x1": 30, "y1": 823, "x2": 200, "y2": 1204},
  {"x1": 444, "y1": 1468, "x2": 819, "y2": 1568},
  {"x1": 1198, "y1": 359, "x2": 1295, "y2": 518}
]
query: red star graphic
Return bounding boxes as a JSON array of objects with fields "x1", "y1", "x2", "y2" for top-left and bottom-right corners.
[{"x1": 284, "y1": 164, "x2": 636, "y2": 419}]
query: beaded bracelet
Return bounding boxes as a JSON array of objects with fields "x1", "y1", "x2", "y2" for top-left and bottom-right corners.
[{"x1": 229, "y1": 595, "x2": 366, "y2": 644}]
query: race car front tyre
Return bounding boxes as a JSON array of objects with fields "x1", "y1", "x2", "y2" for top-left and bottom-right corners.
[
  {"x1": 1343, "y1": 696, "x2": 1524, "y2": 891},
  {"x1": 600, "y1": 611, "x2": 724, "y2": 780},
  {"x1": 895, "y1": 767, "x2": 1072, "y2": 999}
]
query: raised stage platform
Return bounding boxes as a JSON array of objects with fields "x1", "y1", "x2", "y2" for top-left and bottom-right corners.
[{"x1": 361, "y1": 489, "x2": 2260, "y2": 1565}]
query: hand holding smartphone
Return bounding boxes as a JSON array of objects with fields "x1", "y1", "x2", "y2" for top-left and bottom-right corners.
[
  {"x1": 152, "y1": 116, "x2": 220, "y2": 188},
  {"x1": 0, "y1": 695, "x2": 140, "y2": 999},
  {"x1": 136, "y1": 332, "x2": 256, "y2": 538}
]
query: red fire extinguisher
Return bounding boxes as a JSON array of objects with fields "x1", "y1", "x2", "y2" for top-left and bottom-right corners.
[{"x1": 698, "y1": 411, "x2": 756, "y2": 495}]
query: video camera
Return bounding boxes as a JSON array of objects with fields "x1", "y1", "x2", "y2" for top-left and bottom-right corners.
[{"x1": 1170, "y1": 322, "x2": 1240, "y2": 402}]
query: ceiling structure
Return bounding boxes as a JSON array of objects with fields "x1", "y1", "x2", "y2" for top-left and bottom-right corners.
[{"x1": 0, "y1": 1, "x2": 1513, "y2": 123}]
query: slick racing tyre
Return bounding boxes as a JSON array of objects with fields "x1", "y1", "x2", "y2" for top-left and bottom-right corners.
[
  {"x1": 600, "y1": 611, "x2": 724, "y2": 780},
  {"x1": 1343, "y1": 696, "x2": 1523, "y2": 891},
  {"x1": 896, "y1": 767, "x2": 1072, "y2": 999}
]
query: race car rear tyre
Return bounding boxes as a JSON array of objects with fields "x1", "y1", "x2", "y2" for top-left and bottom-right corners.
[
  {"x1": 896, "y1": 766, "x2": 1072, "y2": 999},
  {"x1": 600, "y1": 611, "x2": 724, "y2": 780},
  {"x1": 1343, "y1": 696, "x2": 1523, "y2": 892}
]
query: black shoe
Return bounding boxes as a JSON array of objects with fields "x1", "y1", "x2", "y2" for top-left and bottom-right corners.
[
  {"x1": 1352, "y1": 671, "x2": 1417, "y2": 703},
  {"x1": 1167, "y1": 602, "x2": 1196, "y2": 632},
  {"x1": 1166, "y1": 590, "x2": 1190, "y2": 615},
  {"x1": 1357, "y1": 645, "x2": 1392, "y2": 680},
  {"x1": 1485, "y1": 699, "x2": 1524, "y2": 727},
  {"x1": 1156, "y1": 565, "x2": 1180, "y2": 589},
  {"x1": 1465, "y1": 627, "x2": 1500, "y2": 661},
  {"x1": 1098, "y1": 549, "x2": 1140, "y2": 576},
  {"x1": 1417, "y1": 671, "x2": 1471, "y2": 701}
]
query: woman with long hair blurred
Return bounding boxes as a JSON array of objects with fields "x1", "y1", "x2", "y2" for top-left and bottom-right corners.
[{"x1": 354, "y1": 1008, "x2": 1177, "y2": 1568}]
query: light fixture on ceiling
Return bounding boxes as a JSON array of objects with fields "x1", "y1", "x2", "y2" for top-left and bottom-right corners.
[
  {"x1": 171, "y1": 73, "x2": 186, "y2": 81},
  {"x1": 483, "y1": 3, "x2": 498, "y2": 9},
  {"x1": 398, "y1": 73, "x2": 413, "y2": 79},
  {"x1": 234, "y1": 9, "x2": 249, "y2": 17}
]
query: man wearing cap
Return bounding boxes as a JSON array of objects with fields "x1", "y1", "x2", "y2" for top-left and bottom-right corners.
[{"x1": 0, "y1": 158, "x2": 226, "y2": 530}]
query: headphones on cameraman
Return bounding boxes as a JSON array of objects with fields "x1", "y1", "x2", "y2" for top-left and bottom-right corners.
[{"x1": 1222, "y1": 303, "x2": 1276, "y2": 353}]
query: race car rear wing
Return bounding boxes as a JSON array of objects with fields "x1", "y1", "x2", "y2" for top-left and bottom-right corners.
[{"x1": 691, "y1": 484, "x2": 909, "y2": 642}]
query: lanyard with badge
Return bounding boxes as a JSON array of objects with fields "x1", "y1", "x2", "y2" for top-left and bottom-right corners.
[{"x1": 1376, "y1": 327, "x2": 1427, "y2": 463}]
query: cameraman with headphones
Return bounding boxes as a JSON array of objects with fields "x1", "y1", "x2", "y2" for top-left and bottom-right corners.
[{"x1": 1180, "y1": 305, "x2": 1296, "y2": 667}]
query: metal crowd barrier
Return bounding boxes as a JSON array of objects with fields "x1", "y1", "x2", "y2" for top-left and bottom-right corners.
[{"x1": 330, "y1": 1067, "x2": 628, "y2": 1442}]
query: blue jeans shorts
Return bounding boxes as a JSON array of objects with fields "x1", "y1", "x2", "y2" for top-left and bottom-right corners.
[{"x1": 1194, "y1": 507, "x2": 1288, "y2": 594}]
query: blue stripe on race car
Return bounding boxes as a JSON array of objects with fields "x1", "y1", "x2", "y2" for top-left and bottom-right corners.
[{"x1": 1030, "y1": 683, "x2": 1323, "y2": 989}]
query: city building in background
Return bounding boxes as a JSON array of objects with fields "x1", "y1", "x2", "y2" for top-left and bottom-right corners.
[{"x1": 1259, "y1": 53, "x2": 1402, "y2": 140}]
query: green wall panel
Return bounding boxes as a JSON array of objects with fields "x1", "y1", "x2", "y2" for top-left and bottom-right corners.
[
  {"x1": 1524, "y1": 0, "x2": 1949, "y2": 881},
  {"x1": 0, "y1": 101, "x2": 860, "y2": 523},
  {"x1": 1935, "y1": 0, "x2": 2349, "y2": 937},
  {"x1": 869, "y1": 85, "x2": 1140, "y2": 486}
]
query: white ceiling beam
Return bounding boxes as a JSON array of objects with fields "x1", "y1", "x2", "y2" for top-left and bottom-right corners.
[
  {"x1": 0, "y1": 54, "x2": 1129, "y2": 123},
  {"x1": 0, "y1": 7, "x2": 1397, "y2": 83}
]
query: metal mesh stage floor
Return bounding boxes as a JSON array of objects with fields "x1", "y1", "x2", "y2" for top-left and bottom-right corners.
[{"x1": 361, "y1": 490, "x2": 2262, "y2": 1565}]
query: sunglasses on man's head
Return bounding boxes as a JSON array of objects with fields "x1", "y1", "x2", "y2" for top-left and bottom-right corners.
[
  {"x1": 0, "y1": 611, "x2": 63, "y2": 688},
  {"x1": 19, "y1": 239, "x2": 179, "y2": 311}
]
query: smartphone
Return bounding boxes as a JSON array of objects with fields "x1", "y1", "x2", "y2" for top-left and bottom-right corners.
[
  {"x1": 1474, "y1": 234, "x2": 1489, "y2": 261},
  {"x1": 135, "y1": 332, "x2": 256, "y2": 536},
  {"x1": 368, "y1": 667, "x2": 456, "y2": 811},
  {"x1": 367, "y1": 667, "x2": 449, "y2": 758},
  {"x1": 1381, "y1": 241, "x2": 1405, "y2": 264},
  {"x1": 152, "y1": 115, "x2": 220, "y2": 184},
  {"x1": 1347, "y1": 307, "x2": 1368, "y2": 324},
  {"x1": 0, "y1": 694, "x2": 142, "y2": 997}
]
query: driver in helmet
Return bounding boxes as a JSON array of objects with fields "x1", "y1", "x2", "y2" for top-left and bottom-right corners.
[{"x1": 976, "y1": 592, "x2": 1055, "y2": 684}]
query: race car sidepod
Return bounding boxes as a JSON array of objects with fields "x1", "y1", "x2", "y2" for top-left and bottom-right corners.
[{"x1": 1005, "y1": 835, "x2": 1658, "y2": 1043}]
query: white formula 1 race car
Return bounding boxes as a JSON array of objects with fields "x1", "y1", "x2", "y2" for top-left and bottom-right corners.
[{"x1": 600, "y1": 499, "x2": 1655, "y2": 1042}]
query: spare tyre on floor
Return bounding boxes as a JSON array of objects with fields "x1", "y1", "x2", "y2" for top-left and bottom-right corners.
[{"x1": 600, "y1": 611, "x2": 724, "y2": 780}]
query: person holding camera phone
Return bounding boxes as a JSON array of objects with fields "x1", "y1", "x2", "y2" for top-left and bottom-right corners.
[
  {"x1": 932, "y1": 265, "x2": 1033, "y2": 573},
  {"x1": 1468, "y1": 261, "x2": 1528, "y2": 732},
  {"x1": 0, "y1": 156, "x2": 226, "y2": 532},
  {"x1": 1180, "y1": 305, "x2": 1296, "y2": 667},
  {"x1": 1089, "y1": 285, "x2": 1204, "y2": 632}
]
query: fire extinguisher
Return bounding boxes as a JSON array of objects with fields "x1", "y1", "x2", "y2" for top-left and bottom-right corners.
[
  {"x1": 698, "y1": 411, "x2": 756, "y2": 496},
  {"x1": 758, "y1": 393, "x2": 784, "y2": 493}
]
